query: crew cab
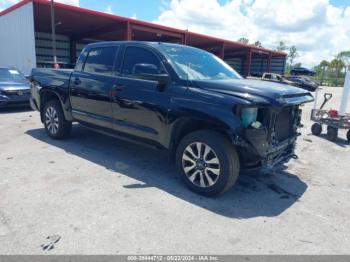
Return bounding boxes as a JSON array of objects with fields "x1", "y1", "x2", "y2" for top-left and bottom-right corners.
[{"x1": 30, "y1": 41, "x2": 314, "y2": 196}]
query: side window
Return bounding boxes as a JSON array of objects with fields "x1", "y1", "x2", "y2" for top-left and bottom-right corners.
[
  {"x1": 122, "y1": 47, "x2": 162, "y2": 76},
  {"x1": 83, "y1": 46, "x2": 118, "y2": 76},
  {"x1": 75, "y1": 50, "x2": 88, "y2": 71}
]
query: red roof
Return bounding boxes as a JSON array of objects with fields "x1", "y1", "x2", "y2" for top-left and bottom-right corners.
[{"x1": 0, "y1": 0, "x2": 286, "y2": 57}]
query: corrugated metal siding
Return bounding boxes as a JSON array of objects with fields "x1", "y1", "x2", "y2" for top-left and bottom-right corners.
[
  {"x1": 35, "y1": 32, "x2": 71, "y2": 64},
  {"x1": 251, "y1": 57, "x2": 268, "y2": 76},
  {"x1": 0, "y1": 2, "x2": 36, "y2": 75},
  {"x1": 225, "y1": 58, "x2": 244, "y2": 75},
  {"x1": 271, "y1": 56, "x2": 286, "y2": 75}
]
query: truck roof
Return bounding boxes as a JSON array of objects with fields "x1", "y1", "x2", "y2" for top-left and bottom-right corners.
[{"x1": 85, "y1": 41, "x2": 195, "y2": 50}]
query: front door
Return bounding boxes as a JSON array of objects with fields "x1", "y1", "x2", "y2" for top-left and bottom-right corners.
[
  {"x1": 112, "y1": 46, "x2": 171, "y2": 145},
  {"x1": 70, "y1": 45, "x2": 119, "y2": 128}
]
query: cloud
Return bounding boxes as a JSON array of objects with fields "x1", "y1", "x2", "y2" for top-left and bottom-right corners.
[
  {"x1": 153, "y1": 0, "x2": 350, "y2": 67},
  {"x1": 104, "y1": 5, "x2": 113, "y2": 14}
]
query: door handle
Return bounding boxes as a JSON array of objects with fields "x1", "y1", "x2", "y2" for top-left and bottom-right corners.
[{"x1": 74, "y1": 78, "x2": 81, "y2": 85}]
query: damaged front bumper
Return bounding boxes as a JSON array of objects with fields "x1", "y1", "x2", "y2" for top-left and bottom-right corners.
[{"x1": 230, "y1": 105, "x2": 302, "y2": 172}]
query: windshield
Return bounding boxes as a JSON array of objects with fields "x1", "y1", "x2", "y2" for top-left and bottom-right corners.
[
  {"x1": 0, "y1": 68, "x2": 26, "y2": 81},
  {"x1": 158, "y1": 45, "x2": 242, "y2": 81}
]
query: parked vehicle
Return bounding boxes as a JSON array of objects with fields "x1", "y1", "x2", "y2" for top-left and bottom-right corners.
[
  {"x1": 30, "y1": 41, "x2": 314, "y2": 196},
  {"x1": 285, "y1": 76, "x2": 319, "y2": 92},
  {"x1": 0, "y1": 67, "x2": 31, "y2": 107},
  {"x1": 261, "y1": 73, "x2": 318, "y2": 92},
  {"x1": 291, "y1": 67, "x2": 316, "y2": 76},
  {"x1": 261, "y1": 73, "x2": 296, "y2": 85}
]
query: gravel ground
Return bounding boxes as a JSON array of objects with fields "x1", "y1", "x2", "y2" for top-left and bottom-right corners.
[{"x1": 0, "y1": 86, "x2": 349, "y2": 254}]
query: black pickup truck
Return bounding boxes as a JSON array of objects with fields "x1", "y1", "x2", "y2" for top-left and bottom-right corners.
[{"x1": 30, "y1": 41, "x2": 313, "y2": 196}]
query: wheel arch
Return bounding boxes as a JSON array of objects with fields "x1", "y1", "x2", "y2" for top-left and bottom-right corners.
[
  {"x1": 40, "y1": 90, "x2": 73, "y2": 123},
  {"x1": 168, "y1": 117, "x2": 239, "y2": 161}
]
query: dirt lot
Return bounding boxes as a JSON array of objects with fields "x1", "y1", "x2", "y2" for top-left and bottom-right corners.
[{"x1": 0, "y1": 86, "x2": 349, "y2": 254}]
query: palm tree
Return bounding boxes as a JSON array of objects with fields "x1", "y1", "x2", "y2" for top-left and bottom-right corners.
[
  {"x1": 330, "y1": 58, "x2": 345, "y2": 86},
  {"x1": 337, "y1": 51, "x2": 350, "y2": 73},
  {"x1": 319, "y1": 60, "x2": 330, "y2": 85}
]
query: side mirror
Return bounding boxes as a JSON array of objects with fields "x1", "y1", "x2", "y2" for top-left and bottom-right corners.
[{"x1": 132, "y1": 63, "x2": 170, "y2": 90}]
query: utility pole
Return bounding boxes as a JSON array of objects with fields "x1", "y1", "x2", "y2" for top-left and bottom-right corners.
[{"x1": 50, "y1": 0, "x2": 57, "y2": 65}]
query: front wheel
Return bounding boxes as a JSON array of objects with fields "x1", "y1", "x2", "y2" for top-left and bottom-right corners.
[
  {"x1": 43, "y1": 100, "x2": 72, "y2": 139},
  {"x1": 347, "y1": 130, "x2": 350, "y2": 143},
  {"x1": 176, "y1": 130, "x2": 240, "y2": 196}
]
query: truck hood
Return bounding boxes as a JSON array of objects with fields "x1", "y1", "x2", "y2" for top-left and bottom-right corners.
[
  {"x1": 0, "y1": 80, "x2": 30, "y2": 91},
  {"x1": 193, "y1": 79, "x2": 314, "y2": 106}
]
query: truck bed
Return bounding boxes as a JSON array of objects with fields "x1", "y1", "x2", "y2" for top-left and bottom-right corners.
[{"x1": 31, "y1": 68, "x2": 73, "y2": 89}]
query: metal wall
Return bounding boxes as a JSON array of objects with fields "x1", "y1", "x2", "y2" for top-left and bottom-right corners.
[
  {"x1": 271, "y1": 56, "x2": 286, "y2": 75},
  {"x1": 35, "y1": 32, "x2": 71, "y2": 65},
  {"x1": 0, "y1": 2, "x2": 36, "y2": 75},
  {"x1": 251, "y1": 57, "x2": 268, "y2": 76},
  {"x1": 225, "y1": 58, "x2": 244, "y2": 75}
]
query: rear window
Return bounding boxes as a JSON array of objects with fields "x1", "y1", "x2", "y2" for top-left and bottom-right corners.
[{"x1": 83, "y1": 46, "x2": 119, "y2": 75}]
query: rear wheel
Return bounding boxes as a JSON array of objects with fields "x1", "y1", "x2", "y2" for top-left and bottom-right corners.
[
  {"x1": 311, "y1": 123, "x2": 322, "y2": 136},
  {"x1": 326, "y1": 126, "x2": 338, "y2": 142},
  {"x1": 347, "y1": 130, "x2": 350, "y2": 143},
  {"x1": 43, "y1": 100, "x2": 72, "y2": 139},
  {"x1": 176, "y1": 130, "x2": 239, "y2": 196}
]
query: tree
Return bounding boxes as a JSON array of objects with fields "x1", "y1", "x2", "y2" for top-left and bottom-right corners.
[
  {"x1": 288, "y1": 46, "x2": 299, "y2": 65},
  {"x1": 319, "y1": 60, "x2": 330, "y2": 85},
  {"x1": 254, "y1": 41, "x2": 262, "y2": 48},
  {"x1": 276, "y1": 41, "x2": 288, "y2": 51},
  {"x1": 337, "y1": 51, "x2": 350, "y2": 72},
  {"x1": 238, "y1": 37, "x2": 249, "y2": 44},
  {"x1": 330, "y1": 58, "x2": 345, "y2": 86}
]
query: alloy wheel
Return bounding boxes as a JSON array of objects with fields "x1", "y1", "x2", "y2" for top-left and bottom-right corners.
[
  {"x1": 45, "y1": 106, "x2": 59, "y2": 135},
  {"x1": 182, "y1": 142, "x2": 221, "y2": 188}
]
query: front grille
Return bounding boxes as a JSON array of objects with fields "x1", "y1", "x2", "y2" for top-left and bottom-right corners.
[{"x1": 274, "y1": 107, "x2": 293, "y2": 142}]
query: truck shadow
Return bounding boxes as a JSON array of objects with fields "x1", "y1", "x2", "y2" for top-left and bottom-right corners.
[{"x1": 26, "y1": 125, "x2": 308, "y2": 219}]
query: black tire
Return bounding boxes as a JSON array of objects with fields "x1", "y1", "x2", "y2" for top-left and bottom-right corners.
[
  {"x1": 43, "y1": 100, "x2": 72, "y2": 139},
  {"x1": 347, "y1": 130, "x2": 350, "y2": 143},
  {"x1": 326, "y1": 126, "x2": 338, "y2": 142},
  {"x1": 311, "y1": 123, "x2": 322, "y2": 136},
  {"x1": 175, "y1": 130, "x2": 239, "y2": 196}
]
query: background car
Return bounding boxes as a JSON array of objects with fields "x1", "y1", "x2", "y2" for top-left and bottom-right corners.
[
  {"x1": 0, "y1": 67, "x2": 31, "y2": 107},
  {"x1": 285, "y1": 76, "x2": 319, "y2": 92},
  {"x1": 291, "y1": 67, "x2": 316, "y2": 76}
]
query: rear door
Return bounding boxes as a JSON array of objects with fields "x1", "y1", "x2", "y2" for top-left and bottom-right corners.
[{"x1": 70, "y1": 44, "x2": 119, "y2": 128}]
